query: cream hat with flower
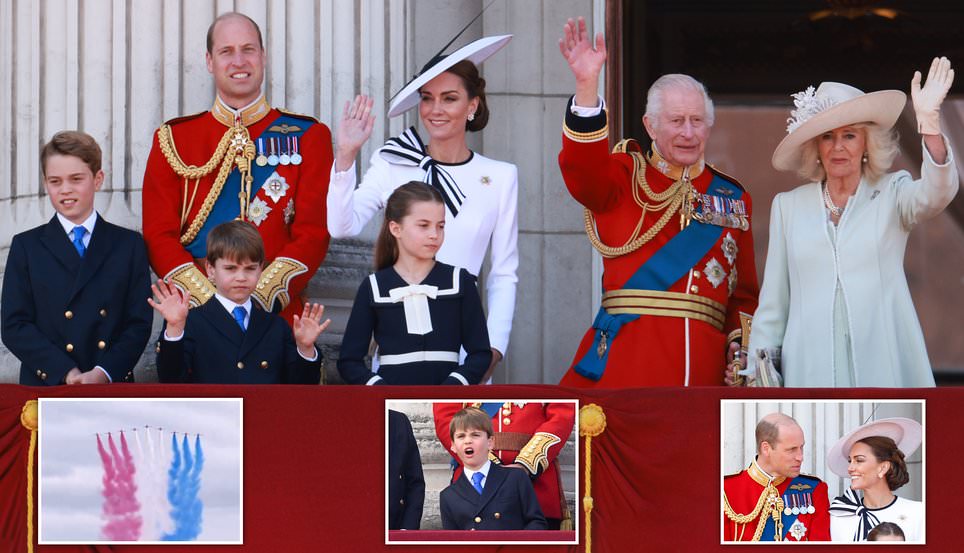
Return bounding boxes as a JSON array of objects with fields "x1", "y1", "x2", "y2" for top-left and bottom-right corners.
[
  {"x1": 826, "y1": 417, "x2": 922, "y2": 478},
  {"x1": 771, "y1": 82, "x2": 906, "y2": 171}
]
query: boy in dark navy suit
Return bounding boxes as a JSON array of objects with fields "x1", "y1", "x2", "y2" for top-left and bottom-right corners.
[
  {"x1": 2, "y1": 131, "x2": 152, "y2": 385},
  {"x1": 150, "y1": 220, "x2": 329, "y2": 384},
  {"x1": 439, "y1": 407, "x2": 546, "y2": 531}
]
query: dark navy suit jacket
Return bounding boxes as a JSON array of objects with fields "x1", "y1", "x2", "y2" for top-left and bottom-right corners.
[
  {"x1": 440, "y1": 462, "x2": 547, "y2": 530},
  {"x1": 156, "y1": 298, "x2": 320, "y2": 384},
  {"x1": 1, "y1": 215, "x2": 152, "y2": 385},
  {"x1": 388, "y1": 410, "x2": 425, "y2": 530}
]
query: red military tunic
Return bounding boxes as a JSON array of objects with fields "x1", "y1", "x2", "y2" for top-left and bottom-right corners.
[
  {"x1": 558, "y1": 99, "x2": 758, "y2": 387},
  {"x1": 142, "y1": 95, "x2": 332, "y2": 322},
  {"x1": 723, "y1": 460, "x2": 831, "y2": 542},
  {"x1": 433, "y1": 402, "x2": 575, "y2": 521}
]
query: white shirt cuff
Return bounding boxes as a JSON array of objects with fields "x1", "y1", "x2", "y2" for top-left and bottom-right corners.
[
  {"x1": 365, "y1": 375, "x2": 384, "y2": 386},
  {"x1": 299, "y1": 347, "x2": 319, "y2": 362},
  {"x1": 449, "y1": 372, "x2": 469, "y2": 386},
  {"x1": 570, "y1": 96, "x2": 606, "y2": 117},
  {"x1": 164, "y1": 330, "x2": 184, "y2": 341},
  {"x1": 94, "y1": 366, "x2": 112, "y2": 383}
]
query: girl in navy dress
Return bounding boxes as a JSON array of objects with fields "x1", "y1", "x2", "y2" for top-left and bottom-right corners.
[{"x1": 338, "y1": 182, "x2": 491, "y2": 385}]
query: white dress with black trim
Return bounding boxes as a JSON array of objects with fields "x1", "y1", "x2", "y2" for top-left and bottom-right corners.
[
  {"x1": 830, "y1": 489, "x2": 923, "y2": 542},
  {"x1": 327, "y1": 128, "x2": 518, "y2": 355},
  {"x1": 337, "y1": 262, "x2": 492, "y2": 385}
]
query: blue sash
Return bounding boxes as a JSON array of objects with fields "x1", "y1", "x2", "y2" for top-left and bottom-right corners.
[
  {"x1": 185, "y1": 114, "x2": 312, "y2": 257},
  {"x1": 574, "y1": 173, "x2": 742, "y2": 381},
  {"x1": 761, "y1": 475, "x2": 813, "y2": 541}
]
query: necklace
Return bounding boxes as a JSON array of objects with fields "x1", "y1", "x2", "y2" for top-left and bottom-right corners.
[{"x1": 822, "y1": 183, "x2": 843, "y2": 217}]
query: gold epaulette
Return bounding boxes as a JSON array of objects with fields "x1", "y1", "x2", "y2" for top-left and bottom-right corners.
[
  {"x1": 276, "y1": 108, "x2": 319, "y2": 124},
  {"x1": 514, "y1": 432, "x2": 561, "y2": 475},
  {"x1": 252, "y1": 257, "x2": 309, "y2": 312},
  {"x1": 161, "y1": 110, "x2": 207, "y2": 128},
  {"x1": 611, "y1": 138, "x2": 643, "y2": 155},
  {"x1": 166, "y1": 263, "x2": 215, "y2": 307},
  {"x1": 706, "y1": 163, "x2": 747, "y2": 191}
]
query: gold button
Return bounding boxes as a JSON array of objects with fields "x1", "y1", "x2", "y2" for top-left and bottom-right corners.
[
  {"x1": 399, "y1": 499, "x2": 405, "y2": 505},
  {"x1": 98, "y1": 340, "x2": 106, "y2": 350},
  {"x1": 156, "y1": 343, "x2": 161, "y2": 353},
  {"x1": 469, "y1": 528, "x2": 476, "y2": 531},
  {"x1": 502, "y1": 408, "x2": 510, "y2": 415},
  {"x1": 474, "y1": 517, "x2": 482, "y2": 523},
  {"x1": 237, "y1": 362, "x2": 244, "y2": 369},
  {"x1": 399, "y1": 474, "x2": 403, "y2": 480},
  {"x1": 503, "y1": 417, "x2": 510, "y2": 425},
  {"x1": 690, "y1": 285, "x2": 699, "y2": 293},
  {"x1": 36, "y1": 370, "x2": 42, "y2": 377},
  {"x1": 41, "y1": 372, "x2": 47, "y2": 380},
  {"x1": 66, "y1": 343, "x2": 74, "y2": 352},
  {"x1": 692, "y1": 270, "x2": 701, "y2": 278},
  {"x1": 494, "y1": 512, "x2": 501, "y2": 519},
  {"x1": 99, "y1": 309, "x2": 107, "y2": 317},
  {"x1": 261, "y1": 361, "x2": 269, "y2": 369},
  {"x1": 65, "y1": 310, "x2": 73, "y2": 319}
]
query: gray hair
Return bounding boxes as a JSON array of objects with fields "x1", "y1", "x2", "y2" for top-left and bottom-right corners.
[
  {"x1": 644, "y1": 74, "x2": 715, "y2": 128},
  {"x1": 797, "y1": 123, "x2": 899, "y2": 184}
]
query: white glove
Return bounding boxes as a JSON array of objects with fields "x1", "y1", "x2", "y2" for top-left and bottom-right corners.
[{"x1": 911, "y1": 56, "x2": 955, "y2": 135}]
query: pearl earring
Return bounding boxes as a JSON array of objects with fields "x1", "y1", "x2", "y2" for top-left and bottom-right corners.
[
  {"x1": 468, "y1": 112, "x2": 475, "y2": 122},
  {"x1": 816, "y1": 158, "x2": 822, "y2": 165},
  {"x1": 862, "y1": 153, "x2": 869, "y2": 164}
]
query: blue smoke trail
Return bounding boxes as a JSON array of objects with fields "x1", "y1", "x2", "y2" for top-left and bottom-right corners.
[{"x1": 161, "y1": 434, "x2": 204, "y2": 541}]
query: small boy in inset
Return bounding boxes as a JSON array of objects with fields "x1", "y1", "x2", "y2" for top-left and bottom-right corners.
[
  {"x1": 439, "y1": 407, "x2": 546, "y2": 530},
  {"x1": 2, "y1": 131, "x2": 152, "y2": 385},
  {"x1": 150, "y1": 220, "x2": 329, "y2": 383},
  {"x1": 867, "y1": 522, "x2": 905, "y2": 542}
]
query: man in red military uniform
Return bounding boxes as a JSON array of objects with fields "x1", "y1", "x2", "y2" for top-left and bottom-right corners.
[
  {"x1": 433, "y1": 402, "x2": 575, "y2": 530},
  {"x1": 142, "y1": 12, "x2": 331, "y2": 322},
  {"x1": 723, "y1": 413, "x2": 831, "y2": 542},
  {"x1": 556, "y1": 18, "x2": 758, "y2": 387}
]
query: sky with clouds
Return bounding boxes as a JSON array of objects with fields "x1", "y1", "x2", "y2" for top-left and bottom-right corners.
[{"x1": 38, "y1": 398, "x2": 242, "y2": 543}]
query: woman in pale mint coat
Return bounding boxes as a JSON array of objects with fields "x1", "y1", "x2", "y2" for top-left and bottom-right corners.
[{"x1": 748, "y1": 57, "x2": 958, "y2": 387}]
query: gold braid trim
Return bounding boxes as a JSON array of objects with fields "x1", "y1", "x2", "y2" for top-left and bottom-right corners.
[
  {"x1": 166, "y1": 263, "x2": 215, "y2": 307},
  {"x1": 252, "y1": 257, "x2": 309, "y2": 312},
  {"x1": 584, "y1": 152, "x2": 693, "y2": 258},
  {"x1": 514, "y1": 432, "x2": 561, "y2": 474},
  {"x1": 21, "y1": 400, "x2": 38, "y2": 553},
  {"x1": 723, "y1": 482, "x2": 785, "y2": 541},
  {"x1": 579, "y1": 404, "x2": 606, "y2": 553},
  {"x1": 157, "y1": 122, "x2": 255, "y2": 245}
]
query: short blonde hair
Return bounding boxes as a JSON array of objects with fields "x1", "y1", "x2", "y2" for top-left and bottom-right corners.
[{"x1": 796, "y1": 123, "x2": 899, "y2": 184}]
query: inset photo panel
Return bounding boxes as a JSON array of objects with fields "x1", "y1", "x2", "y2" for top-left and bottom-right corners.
[
  {"x1": 38, "y1": 398, "x2": 243, "y2": 544},
  {"x1": 721, "y1": 400, "x2": 924, "y2": 544},
  {"x1": 385, "y1": 399, "x2": 578, "y2": 545}
]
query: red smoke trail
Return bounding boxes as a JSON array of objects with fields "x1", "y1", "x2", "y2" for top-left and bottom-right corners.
[{"x1": 97, "y1": 433, "x2": 143, "y2": 541}]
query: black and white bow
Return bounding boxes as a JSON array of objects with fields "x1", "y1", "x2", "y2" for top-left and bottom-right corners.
[
  {"x1": 378, "y1": 127, "x2": 467, "y2": 217},
  {"x1": 829, "y1": 488, "x2": 881, "y2": 541}
]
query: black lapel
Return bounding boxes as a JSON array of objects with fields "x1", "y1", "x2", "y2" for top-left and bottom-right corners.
[
  {"x1": 239, "y1": 304, "x2": 270, "y2": 358},
  {"x1": 38, "y1": 216, "x2": 82, "y2": 274},
  {"x1": 68, "y1": 216, "x2": 114, "y2": 303},
  {"x1": 197, "y1": 299, "x2": 245, "y2": 345},
  {"x1": 453, "y1": 473, "x2": 482, "y2": 508}
]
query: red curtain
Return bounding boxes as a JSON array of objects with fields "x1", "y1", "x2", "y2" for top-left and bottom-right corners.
[{"x1": 0, "y1": 384, "x2": 959, "y2": 552}]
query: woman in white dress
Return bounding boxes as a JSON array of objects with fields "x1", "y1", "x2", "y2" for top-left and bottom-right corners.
[
  {"x1": 328, "y1": 36, "x2": 517, "y2": 381},
  {"x1": 747, "y1": 57, "x2": 958, "y2": 386},
  {"x1": 827, "y1": 417, "x2": 923, "y2": 542}
]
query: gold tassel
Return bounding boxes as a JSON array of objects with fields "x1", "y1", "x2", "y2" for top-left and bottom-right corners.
[
  {"x1": 21, "y1": 400, "x2": 38, "y2": 553},
  {"x1": 579, "y1": 404, "x2": 607, "y2": 553}
]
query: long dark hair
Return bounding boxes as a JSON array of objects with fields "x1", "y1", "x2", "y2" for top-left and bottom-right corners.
[
  {"x1": 374, "y1": 182, "x2": 445, "y2": 270},
  {"x1": 445, "y1": 60, "x2": 489, "y2": 132}
]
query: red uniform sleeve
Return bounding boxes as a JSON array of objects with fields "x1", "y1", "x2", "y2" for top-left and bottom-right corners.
[
  {"x1": 810, "y1": 481, "x2": 831, "y2": 541},
  {"x1": 558, "y1": 98, "x2": 632, "y2": 213},
  {"x1": 432, "y1": 402, "x2": 463, "y2": 456},
  {"x1": 142, "y1": 128, "x2": 195, "y2": 279}
]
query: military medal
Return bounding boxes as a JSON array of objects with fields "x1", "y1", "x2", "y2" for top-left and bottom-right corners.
[
  {"x1": 255, "y1": 138, "x2": 268, "y2": 167},
  {"x1": 263, "y1": 171, "x2": 289, "y2": 203},
  {"x1": 783, "y1": 495, "x2": 792, "y2": 516},
  {"x1": 789, "y1": 520, "x2": 808, "y2": 540},
  {"x1": 806, "y1": 493, "x2": 815, "y2": 514},
  {"x1": 267, "y1": 137, "x2": 280, "y2": 166},
  {"x1": 279, "y1": 136, "x2": 291, "y2": 165},
  {"x1": 290, "y1": 136, "x2": 303, "y2": 165}
]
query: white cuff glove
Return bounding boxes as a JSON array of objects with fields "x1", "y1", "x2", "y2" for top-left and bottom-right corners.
[{"x1": 911, "y1": 56, "x2": 955, "y2": 135}]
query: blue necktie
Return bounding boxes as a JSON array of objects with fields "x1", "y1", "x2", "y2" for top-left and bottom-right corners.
[
  {"x1": 471, "y1": 472, "x2": 484, "y2": 495},
  {"x1": 71, "y1": 226, "x2": 86, "y2": 258},
  {"x1": 232, "y1": 306, "x2": 247, "y2": 331}
]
